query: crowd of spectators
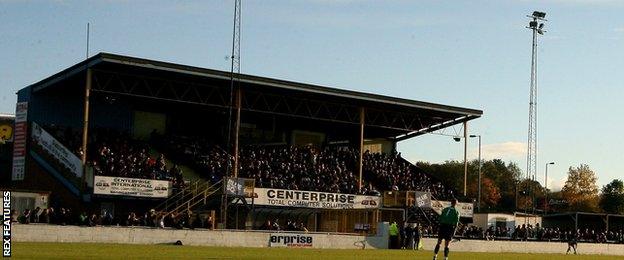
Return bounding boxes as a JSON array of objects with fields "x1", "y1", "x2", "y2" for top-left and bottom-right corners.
[
  {"x1": 90, "y1": 130, "x2": 184, "y2": 187},
  {"x1": 43, "y1": 123, "x2": 461, "y2": 199},
  {"x1": 417, "y1": 222, "x2": 624, "y2": 244},
  {"x1": 13, "y1": 206, "x2": 216, "y2": 230},
  {"x1": 13, "y1": 206, "x2": 313, "y2": 233},
  {"x1": 259, "y1": 219, "x2": 308, "y2": 232},
  {"x1": 363, "y1": 151, "x2": 456, "y2": 200},
  {"x1": 40, "y1": 125, "x2": 185, "y2": 187},
  {"x1": 158, "y1": 135, "x2": 230, "y2": 185},
  {"x1": 13, "y1": 205, "x2": 624, "y2": 244},
  {"x1": 158, "y1": 134, "x2": 458, "y2": 198},
  {"x1": 239, "y1": 146, "x2": 360, "y2": 194}
]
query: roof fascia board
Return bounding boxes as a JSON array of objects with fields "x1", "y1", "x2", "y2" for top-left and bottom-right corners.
[{"x1": 31, "y1": 58, "x2": 102, "y2": 93}]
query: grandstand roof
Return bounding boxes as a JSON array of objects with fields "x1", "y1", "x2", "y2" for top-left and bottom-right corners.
[{"x1": 24, "y1": 52, "x2": 482, "y2": 139}]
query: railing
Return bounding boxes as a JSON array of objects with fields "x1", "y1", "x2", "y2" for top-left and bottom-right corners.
[
  {"x1": 155, "y1": 179, "x2": 222, "y2": 214},
  {"x1": 167, "y1": 180, "x2": 222, "y2": 214}
]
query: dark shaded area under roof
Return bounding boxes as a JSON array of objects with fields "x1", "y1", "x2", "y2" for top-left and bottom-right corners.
[{"x1": 23, "y1": 52, "x2": 482, "y2": 140}]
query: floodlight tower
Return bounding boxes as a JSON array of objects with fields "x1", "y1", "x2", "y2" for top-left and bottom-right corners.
[
  {"x1": 525, "y1": 11, "x2": 546, "y2": 209},
  {"x1": 222, "y1": 0, "x2": 242, "y2": 229}
]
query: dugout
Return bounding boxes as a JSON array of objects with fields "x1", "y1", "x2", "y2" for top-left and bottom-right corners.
[
  {"x1": 10, "y1": 53, "x2": 482, "y2": 224},
  {"x1": 543, "y1": 212, "x2": 624, "y2": 232}
]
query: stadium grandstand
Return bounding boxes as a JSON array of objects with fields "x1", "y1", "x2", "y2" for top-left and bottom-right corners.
[
  {"x1": 6, "y1": 53, "x2": 482, "y2": 234},
  {"x1": 1, "y1": 113, "x2": 15, "y2": 184}
]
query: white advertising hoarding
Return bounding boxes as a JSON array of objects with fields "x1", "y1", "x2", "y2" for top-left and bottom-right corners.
[
  {"x1": 31, "y1": 122, "x2": 83, "y2": 178},
  {"x1": 249, "y1": 187, "x2": 381, "y2": 210},
  {"x1": 11, "y1": 102, "x2": 28, "y2": 181},
  {"x1": 93, "y1": 176, "x2": 171, "y2": 198},
  {"x1": 431, "y1": 200, "x2": 474, "y2": 218}
]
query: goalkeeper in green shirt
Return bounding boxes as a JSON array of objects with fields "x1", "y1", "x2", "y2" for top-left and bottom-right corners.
[{"x1": 433, "y1": 198, "x2": 460, "y2": 260}]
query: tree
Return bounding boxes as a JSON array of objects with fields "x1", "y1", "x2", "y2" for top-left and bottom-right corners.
[
  {"x1": 599, "y1": 179, "x2": 624, "y2": 214},
  {"x1": 561, "y1": 164, "x2": 599, "y2": 212},
  {"x1": 416, "y1": 160, "x2": 464, "y2": 195},
  {"x1": 417, "y1": 159, "x2": 522, "y2": 212},
  {"x1": 480, "y1": 177, "x2": 501, "y2": 209},
  {"x1": 516, "y1": 178, "x2": 545, "y2": 211}
]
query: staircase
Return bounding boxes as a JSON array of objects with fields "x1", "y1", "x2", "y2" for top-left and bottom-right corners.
[
  {"x1": 155, "y1": 179, "x2": 223, "y2": 214},
  {"x1": 407, "y1": 206, "x2": 439, "y2": 226},
  {"x1": 406, "y1": 193, "x2": 443, "y2": 228}
]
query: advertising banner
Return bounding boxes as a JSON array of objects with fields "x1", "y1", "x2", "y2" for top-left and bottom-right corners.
[
  {"x1": 31, "y1": 122, "x2": 83, "y2": 178},
  {"x1": 12, "y1": 102, "x2": 28, "y2": 181},
  {"x1": 269, "y1": 233, "x2": 314, "y2": 248},
  {"x1": 93, "y1": 176, "x2": 171, "y2": 198},
  {"x1": 226, "y1": 177, "x2": 246, "y2": 196},
  {"x1": 250, "y1": 188, "x2": 381, "y2": 210},
  {"x1": 431, "y1": 200, "x2": 474, "y2": 218},
  {"x1": 414, "y1": 191, "x2": 432, "y2": 208}
]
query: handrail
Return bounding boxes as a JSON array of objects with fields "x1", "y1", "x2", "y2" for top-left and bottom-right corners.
[
  {"x1": 155, "y1": 179, "x2": 216, "y2": 213},
  {"x1": 154, "y1": 180, "x2": 201, "y2": 210},
  {"x1": 166, "y1": 179, "x2": 223, "y2": 214}
]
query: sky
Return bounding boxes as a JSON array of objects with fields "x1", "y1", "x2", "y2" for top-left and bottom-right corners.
[{"x1": 1, "y1": 0, "x2": 623, "y2": 191}]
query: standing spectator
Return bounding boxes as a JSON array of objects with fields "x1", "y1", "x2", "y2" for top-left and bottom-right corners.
[
  {"x1": 405, "y1": 223, "x2": 414, "y2": 250},
  {"x1": 19, "y1": 209, "x2": 31, "y2": 224},
  {"x1": 10, "y1": 209, "x2": 18, "y2": 223},
  {"x1": 415, "y1": 223, "x2": 423, "y2": 250},
  {"x1": 78, "y1": 212, "x2": 88, "y2": 226},
  {"x1": 205, "y1": 215, "x2": 214, "y2": 230},
  {"x1": 389, "y1": 221, "x2": 399, "y2": 249}
]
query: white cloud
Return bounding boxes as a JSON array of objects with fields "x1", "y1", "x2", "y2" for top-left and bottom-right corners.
[
  {"x1": 548, "y1": 176, "x2": 567, "y2": 192},
  {"x1": 469, "y1": 141, "x2": 526, "y2": 161}
]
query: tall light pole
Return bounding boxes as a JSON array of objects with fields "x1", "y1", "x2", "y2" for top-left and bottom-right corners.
[
  {"x1": 470, "y1": 135, "x2": 481, "y2": 212},
  {"x1": 545, "y1": 162, "x2": 554, "y2": 213},
  {"x1": 525, "y1": 11, "x2": 546, "y2": 203}
]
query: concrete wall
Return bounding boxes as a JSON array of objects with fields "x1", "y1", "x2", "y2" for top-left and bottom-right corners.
[
  {"x1": 13, "y1": 224, "x2": 624, "y2": 255},
  {"x1": 13, "y1": 224, "x2": 388, "y2": 249}
]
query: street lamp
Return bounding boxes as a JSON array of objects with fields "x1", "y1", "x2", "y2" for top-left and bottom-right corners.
[
  {"x1": 545, "y1": 162, "x2": 555, "y2": 213},
  {"x1": 470, "y1": 135, "x2": 481, "y2": 212}
]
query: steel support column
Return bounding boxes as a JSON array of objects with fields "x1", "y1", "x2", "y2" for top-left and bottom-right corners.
[
  {"x1": 81, "y1": 68, "x2": 92, "y2": 191},
  {"x1": 233, "y1": 87, "x2": 242, "y2": 178},
  {"x1": 358, "y1": 107, "x2": 365, "y2": 192},
  {"x1": 463, "y1": 121, "x2": 468, "y2": 197}
]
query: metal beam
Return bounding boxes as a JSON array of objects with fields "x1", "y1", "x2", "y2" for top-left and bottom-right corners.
[
  {"x1": 90, "y1": 69, "x2": 478, "y2": 134},
  {"x1": 394, "y1": 115, "x2": 477, "y2": 142},
  {"x1": 80, "y1": 68, "x2": 92, "y2": 193},
  {"x1": 358, "y1": 107, "x2": 365, "y2": 193},
  {"x1": 233, "y1": 87, "x2": 242, "y2": 178}
]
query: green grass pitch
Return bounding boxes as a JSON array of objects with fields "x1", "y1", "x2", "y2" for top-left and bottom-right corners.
[{"x1": 11, "y1": 242, "x2": 623, "y2": 259}]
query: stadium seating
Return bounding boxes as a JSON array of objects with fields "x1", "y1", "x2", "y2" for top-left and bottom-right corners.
[{"x1": 40, "y1": 124, "x2": 458, "y2": 198}]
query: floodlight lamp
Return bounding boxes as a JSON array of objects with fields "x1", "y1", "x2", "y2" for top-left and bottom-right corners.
[
  {"x1": 532, "y1": 11, "x2": 546, "y2": 19},
  {"x1": 453, "y1": 137, "x2": 461, "y2": 142},
  {"x1": 529, "y1": 21, "x2": 538, "y2": 28},
  {"x1": 539, "y1": 23, "x2": 544, "y2": 29},
  {"x1": 537, "y1": 29, "x2": 544, "y2": 35},
  {"x1": 469, "y1": 135, "x2": 477, "y2": 138}
]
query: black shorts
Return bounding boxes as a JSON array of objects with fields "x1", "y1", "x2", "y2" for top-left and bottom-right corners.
[{"x1": 438, "y1": 224, "x2": 456, "y2": 241}]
